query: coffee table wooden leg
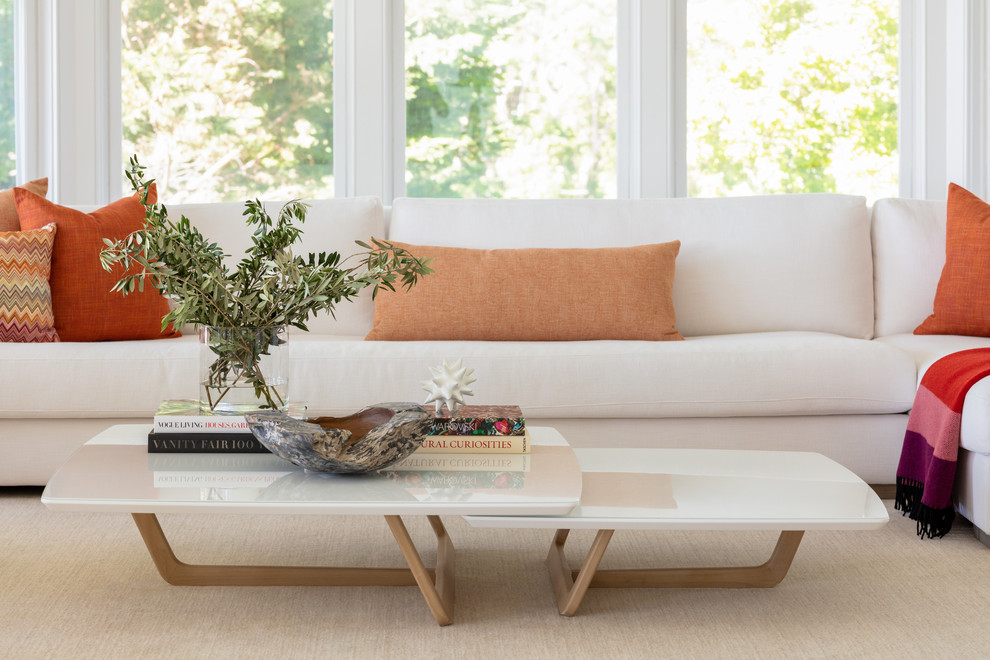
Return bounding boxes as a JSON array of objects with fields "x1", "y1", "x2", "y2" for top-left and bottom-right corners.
[
  {"x1": 546, "y1": 529, "x2": 806, "y2": 616},
  {"x1": 131, "y1": 513, "x2": 455, "y2": 626},
  {"x1": 546, "y1": 528, "x2": 615, "y2": 616},
  {"x1": 385, "y1": 515, "x2": 455, "y2": 626},
  {"x1": 582, "y1": 530, "x2": 806, "y2": 589}
]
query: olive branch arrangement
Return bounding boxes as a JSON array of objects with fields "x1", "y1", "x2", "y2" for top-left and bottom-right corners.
[{"x1": 100, "y1": 156, "x2": 433, "y2": 410}]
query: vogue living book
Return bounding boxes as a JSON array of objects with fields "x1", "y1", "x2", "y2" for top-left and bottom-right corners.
[{"x1": 153, "y1": 399, "x2": 306, "y2": 433}]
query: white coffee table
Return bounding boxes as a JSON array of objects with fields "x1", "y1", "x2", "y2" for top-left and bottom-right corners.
[
  {"x1": 41, "y1": 424, "x2": 582, "y2": 626},
  {"x1": 463, "y1": 447, "x2": 889, "y2": 616}
]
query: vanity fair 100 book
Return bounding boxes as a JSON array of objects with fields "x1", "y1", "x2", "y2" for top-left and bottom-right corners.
[{"x1": 147, "y1": 431, "x2": 270, "y2": 453}]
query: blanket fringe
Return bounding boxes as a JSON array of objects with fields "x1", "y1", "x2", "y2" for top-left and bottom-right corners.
[{"x1": 895, "y1": 476, "x2": 955, "y2": 539}]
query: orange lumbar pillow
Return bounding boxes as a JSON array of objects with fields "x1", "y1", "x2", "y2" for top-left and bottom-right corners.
[
  {"x1": 0, "y1": 178, "x2": 48, "y2": 232},
  {"x1": 14, "y1": 185, "x2": 180, "y2": 342},
  {"x1": 365, "y1": 240, "x2": 683, "y2": 341},
  {"x1": 916, "y1": 183, "x2": 990, "y2": 337}
]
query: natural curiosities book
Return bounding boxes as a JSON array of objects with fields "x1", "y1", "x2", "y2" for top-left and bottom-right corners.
[
  {"x1": 415, "y1": 430, "x2": 531, "y2": 454},
  {"x1": 430, "y1": 404, "x2": 526, "y2": 436}
]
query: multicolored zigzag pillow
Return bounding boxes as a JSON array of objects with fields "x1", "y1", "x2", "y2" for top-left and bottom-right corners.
[{"x1": 0, "y1": 222, "x2": 59, "y2": 342}]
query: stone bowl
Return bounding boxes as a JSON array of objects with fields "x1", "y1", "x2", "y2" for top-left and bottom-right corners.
[{"x1": 244, "y1": 402, "x2": 432, "y2": 474}]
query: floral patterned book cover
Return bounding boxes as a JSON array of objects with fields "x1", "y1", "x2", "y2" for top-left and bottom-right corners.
[{"x1": 430, "y1": 405, "x2": 526, "y2": 436}]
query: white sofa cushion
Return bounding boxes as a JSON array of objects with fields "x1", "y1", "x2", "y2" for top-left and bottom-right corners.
[
  {"x1": 166, "y1": 197, "x2": 384, "y2": 336},
  {"x1": 293, "y1": 331, "x2": 914, "y2": 418},
  {"x1": 389, "y1": 195, "x2": 874, "y2": 339},
  {"x1": 0, "y1": 336, "x2": 198, "y2": 417},
  {"x1": 877, "y1": 333, "x2": 990, "y2": 454},
  {"x1": 871, "y1": 197, "x2": 946, "y2": 337},
  {"x1": 0, "y1": 331, "x2": 914, "y2": 420}
]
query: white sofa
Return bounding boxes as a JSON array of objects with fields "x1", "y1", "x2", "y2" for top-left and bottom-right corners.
[{"x1": 3, "y1": 193, "x2": 989, "y2": 543}]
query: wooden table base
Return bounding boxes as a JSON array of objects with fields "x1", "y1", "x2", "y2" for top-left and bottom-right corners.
[
  {"x1": 131, "y1": 513, "x2": 456, "y2": 626},
  {"x1": 546, "y1": 528, "x2": 805, "y2": 616}
]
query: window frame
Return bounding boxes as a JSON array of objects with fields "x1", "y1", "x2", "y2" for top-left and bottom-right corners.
[{"x1": 11, "y1": 0, "x2": 990, "y2": 204}]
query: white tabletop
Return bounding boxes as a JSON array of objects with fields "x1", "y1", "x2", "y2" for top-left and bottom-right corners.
[
  {"x1": 464, "y1": 448, "x2": 889, "y2": 531},
  {"x1": 41, "y1": 425, "x2": 582, "y2": 516}
]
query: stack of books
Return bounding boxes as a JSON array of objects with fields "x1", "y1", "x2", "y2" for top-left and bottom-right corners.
[
  {"x1": 418, "y1": 404, "x2": 530, "y2": 454},
  {"x1": 148, "y1": 399, "x2": 304, "y2": 453},
  {"x1": 147, "y1": 399, "x2": 529, "y2": 455}
]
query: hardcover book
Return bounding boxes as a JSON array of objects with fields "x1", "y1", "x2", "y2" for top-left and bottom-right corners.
[
  {"x1": 153, "y1": 399, "x2": 305, "y2": 433},
  {"x1": 147, "y1": 431, "x2": 270, "y2": 454},
  {"x1": 415, "y1": 430, "x2": 530, "y2": 454},
  {"x1": 430, "y1": 404, "x2": 526, "y2": 436}
]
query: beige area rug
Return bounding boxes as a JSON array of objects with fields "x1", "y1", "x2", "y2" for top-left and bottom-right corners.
[{"x1": 2, "y1": 488, "x2": 988, "y2": 660}]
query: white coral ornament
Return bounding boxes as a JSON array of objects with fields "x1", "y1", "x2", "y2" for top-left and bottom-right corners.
[{"x1": 422, "y1": 359, "x2": 477, "y2": 414}]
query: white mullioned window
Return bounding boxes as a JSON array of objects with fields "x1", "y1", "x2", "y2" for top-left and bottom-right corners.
[{"x1": 8, "y1": 0, "x2": 987, "y2": 204}]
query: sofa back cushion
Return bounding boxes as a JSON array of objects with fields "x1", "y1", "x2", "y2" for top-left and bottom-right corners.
[
  {"x1": 168, "y1": 196, "x2": 384, "y2": 335},
  {"x1": 871, "y1": 197, "x2": 946, "y2": 337},
  {"x1": 388, "y1": 195, "x2": 874, "y2": 338}
]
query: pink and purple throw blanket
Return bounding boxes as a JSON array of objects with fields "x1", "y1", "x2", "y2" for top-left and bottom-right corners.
[{"x1": 896, "y1": 348, "x2": 990, "y2": 538}]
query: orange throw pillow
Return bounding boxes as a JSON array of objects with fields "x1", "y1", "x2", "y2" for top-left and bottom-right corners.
[
  {"x1": 0, "y1": 178, "x2": 48, "y2": 232},
  {"x1": 916, "y1": 184, "x2": 990, "y2": 337},
  {"x1": 14, "y1": 186, "x2": 180, "y2": 342},
  {"x1": 365, "y1": 241, "x2": 683, "y2": 341}
]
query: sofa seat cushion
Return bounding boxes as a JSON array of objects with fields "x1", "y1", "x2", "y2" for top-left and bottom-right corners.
[
  {"x1": 876, "y1": 333, "x2": 990, "y2": 454},
  {"x1": 296, "y1": 331, "x2": 915, "y2": 418},
  {"x1": 0, "y1": 336, "x2": 198, "y2": 417},
  {"x1": 2, "y1": 331, "x2": 914, "y2": 422}
]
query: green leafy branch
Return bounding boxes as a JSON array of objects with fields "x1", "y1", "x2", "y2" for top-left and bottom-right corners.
[{"x1": 100, "y1": 156, "x2": 434, "y2": 409}]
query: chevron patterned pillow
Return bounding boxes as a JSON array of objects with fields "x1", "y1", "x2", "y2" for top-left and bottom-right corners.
[{"x1": 0, "y1": 223, "x2": 59, "y2": 342}]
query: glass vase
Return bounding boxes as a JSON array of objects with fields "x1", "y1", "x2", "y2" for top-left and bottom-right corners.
[{"x1": 199, "y1": 325, "x2": 289, "y2": 414}]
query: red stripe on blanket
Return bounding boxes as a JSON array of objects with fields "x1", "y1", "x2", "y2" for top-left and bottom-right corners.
[
  {"x1": 896, "y1": 347, "x2": 990, "y2": 538},
  {"x1": 922, "y1": 348, "x2": 990, "y2": 412}
]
